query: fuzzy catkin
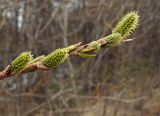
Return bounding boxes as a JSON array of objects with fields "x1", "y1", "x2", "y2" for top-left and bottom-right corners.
[
  {"x1": 42, "y1": 49, "x2": 69, "y2": 68},
  {"x1": 112, "y1": 11, "x2": 139, "y2": 39},
  {"x1": 10, "y1": 52, "x2": 33, "y2": 74},
  {"x1": 104, "y1": 33, "x2": 122, "y2": 47}
]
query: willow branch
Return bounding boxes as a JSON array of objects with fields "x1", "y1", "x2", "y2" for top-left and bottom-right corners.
[
  {"x1": 0, "y1": 11, "x2": 139, "y2": 80},
  {"x1": 0, "y1": 38, "x2": 133, "y2": 80}
]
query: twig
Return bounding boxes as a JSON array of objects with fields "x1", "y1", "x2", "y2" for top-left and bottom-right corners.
[
  {"x1": 0, "y1": 38, "x2": 133, "y2": 80},
  {"x1": 71, "y1": 95, "x2": 146, "y2": 103}
]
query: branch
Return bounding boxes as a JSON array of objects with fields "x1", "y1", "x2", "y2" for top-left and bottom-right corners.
[
  {"x1": 0, "y1": 38, "x2": 133, "y2": 80},
  {"x1": 0, "y1": 11, "x2": 139, "y2": 80}
]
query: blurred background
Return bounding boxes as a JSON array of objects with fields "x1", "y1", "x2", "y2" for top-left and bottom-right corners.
[{"x1": 0, "y1": 0, "x2": 160, "y2": 116}]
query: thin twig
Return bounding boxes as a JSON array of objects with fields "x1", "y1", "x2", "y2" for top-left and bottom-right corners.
[{"x1": 0, "y1": 38, "x2": 133, "y2": 80}]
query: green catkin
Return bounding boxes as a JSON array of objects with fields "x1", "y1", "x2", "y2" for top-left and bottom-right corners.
[
  {"x1": 78, "y1": 41, "x2": 100, "y2": 58},
  {"x1": 10, "y1": 52, "x2": 33, "y2": 74},
  {"x1": 42, "y1": 48, "x2": 69, "y2": 68},
  {"x1": 112, "y1": 11, "x2": 139, "y2": 39},
  {"x1": 82, "y1": 41, "x2": 101, "y2": 53},
  {"x1": 104, "y1": 33, "x2": 122, "y2": 47}
]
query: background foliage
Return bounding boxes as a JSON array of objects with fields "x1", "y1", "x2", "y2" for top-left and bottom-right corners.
[{"x1": 0, "y1": 0, "x2": 159, "y2": 116}]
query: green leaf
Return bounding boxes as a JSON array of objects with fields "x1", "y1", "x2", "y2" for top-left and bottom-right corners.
[{"x1": 78, "y1": 53, "x2": 96, "y2": 58}]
